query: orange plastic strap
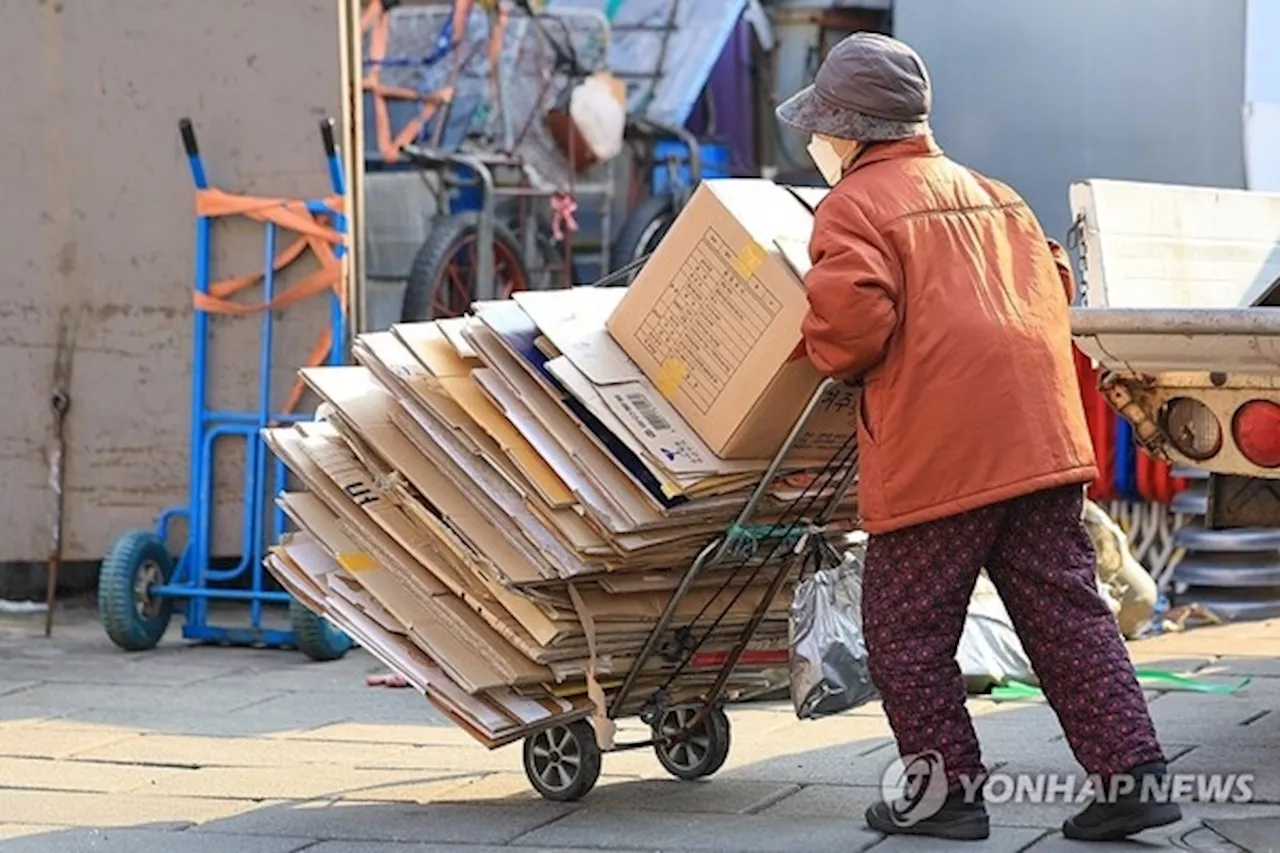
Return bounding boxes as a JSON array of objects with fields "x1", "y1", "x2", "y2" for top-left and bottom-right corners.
[
  {"x1": 192, "y1": 188, "x2": 346, "y2": 414},
  {"x1": 362, "y1": 0, "x2": 458, "y2": 163},
  {"x1": 488, "y1": 7, "x2": 508, "y2": 109}
]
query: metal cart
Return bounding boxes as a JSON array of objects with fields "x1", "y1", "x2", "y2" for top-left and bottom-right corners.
[
  {"x1": 96, "y1": 118, "x2": 353, "y2": 660},
  {"x1": 518, "y1": 379, "x2": 861, "y2": 801}
]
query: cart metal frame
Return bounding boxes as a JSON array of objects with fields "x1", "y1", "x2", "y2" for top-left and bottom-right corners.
[{"x1": 520, "y1": 378, "x2": 861, "y2": 801}]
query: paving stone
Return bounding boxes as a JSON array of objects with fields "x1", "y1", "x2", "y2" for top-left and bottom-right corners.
[
  {"x1": 0, "y1": 825, "x2": 65, "y2": 840},
  {"x1": 194, "y1": 661, "x2": 385, "y2": 694},
  {"x1": 0, "y1": 705, "x2": 64, "y2": 727},
  {"x1": 11, "y1": 683, "x2": 282, "y2": 715},
  {"x1": 305, "y1": 844, "x2": 649, "y2": 853},
  {"x1": 984, "y1": 739, "x2": 1198, "y2": 777},
  {"x1": 579, "y1": 777, "x2": 798, "y2": 815},
  {"x1": 0, "y1": 726, "x2": 134, "y2": 760},
  {"x1": 0, "y1": 756, "x2": 191, "y2": 793},
  {"x1": 50, "y1": 701, "x2": 352, "y2": 738},
  {"x1": 726, "y1": 711, "x2": 896, "y2": 752},
  {"x1": 1023, "y1": 820, "x2": 1233, "y2": 851},
  {"x1": 426, "y1": 772, "x2": 636, "y2": 805},
  {"x1": 0, "y1": 660, "x2": 241, "y2": 690},
  {"x1": 156, "y1": 765, "x2": 455, "y2": 801},
  {"x1": 1203, "y1": 655, "x2": 1280, "y2": 678},
  {"x1": 514, "y1": 808, "x2": 881, "y2": 852},
  {"x1": 755, "y1": 783, "x2": 880, "y2": 820},
  {"x1": 0, "y1": 789, "x2": 261, "y2": 827},
  {"x1": 1169, "y1": 745, "x2": 1280, "y2": 802},
  {"x1": 194, "y1": 801, "x2": 571, "y2": 845},
  {"x1": 0, "y1": 828, "x2": 313, "y2": 853},
  {"x1": 273, "y1": 722, "x2": 480, "y2": 748},
  {"x1": 0, "y1": 681, "x2": 39, "y2": 698},
  {"x1": 865, "y1": 826, "x2": 1047, "y2": 852},
  {"x1": 717, "y1": 737, "x2": 899, "y2": 787},
  {"x1": 76, "y1": 733, "x2": 466, "y2": 771},
  {"x1": 1122, "y1": 652, "x2": 1215, "y2": 671}
]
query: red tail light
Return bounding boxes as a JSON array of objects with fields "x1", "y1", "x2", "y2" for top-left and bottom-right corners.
[{"x1": 1233, "y1": 400, "x2": 1280, "y2": 468}]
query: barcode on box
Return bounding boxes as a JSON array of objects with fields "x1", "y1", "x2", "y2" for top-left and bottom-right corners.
[{"x1": 627, "y1": 392, "x2": 671, "y2": 432}]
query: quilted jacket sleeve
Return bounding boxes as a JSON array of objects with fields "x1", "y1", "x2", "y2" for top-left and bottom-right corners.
[{"x1": 801, "y1": 194, "x2": 902, "y2": 381}]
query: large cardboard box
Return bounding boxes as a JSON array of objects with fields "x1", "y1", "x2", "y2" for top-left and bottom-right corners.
[{"x1": 606, "y1": 180, "x2": 856, "y2": 460}]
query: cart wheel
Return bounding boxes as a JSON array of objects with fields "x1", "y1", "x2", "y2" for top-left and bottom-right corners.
[
  {"x1": 290, "y1": 599, "x2": 353, "y2": 662},
  {"x1": 653, "y1": 705, "x2": 731, "y2": 781},
  {"x1": 401, "y1": 213, "x2": 530, "y2": 321},
  {"x1": 609, "y1": 193, "x2": 676, "y2": 285},
  {"x1": 523, "y1": 719, "x2": 602, "y2": 802},
  {"x1": 98, "y1": 530, "x2": 174, "y2": 652}
]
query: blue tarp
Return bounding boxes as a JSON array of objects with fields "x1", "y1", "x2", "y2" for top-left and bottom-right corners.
[{"x1": 547, "y1": 0, "x2": 748, "y2": 127}]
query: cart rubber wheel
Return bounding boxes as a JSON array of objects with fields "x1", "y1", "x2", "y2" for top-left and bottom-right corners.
[
  {"x1": 290, "y1": 599, "x2": 353, "y2": 662},
  {"x1": 523, "y1": 719, "x2": 602, "y2": 802},
  {"x1": 98, "y1": 530, "x2": 175, "y2": 652},
  {"x1": 653, "y1": 705, "x2": 731, "y2": 781},
  {"x1": 609, "y1": 193, "x2": 676, "y2": 285},
  {"x1": 401, "y1": 212, "x2": 530, "y2": 321}
]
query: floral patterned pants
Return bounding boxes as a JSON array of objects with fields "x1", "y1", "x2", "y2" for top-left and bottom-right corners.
[{"x1": 863, "y1": 485, "x2": 1165, "y2": 787}]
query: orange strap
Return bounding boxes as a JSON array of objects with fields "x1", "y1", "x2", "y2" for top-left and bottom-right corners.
[
  {"x1": 487, "y1": 6, "x2": 508, "y2": 115},
  {"x1": 193, "y1": 188, "x2": 346, "y2": 414},
  {"x1": 361, "y1": 0, "x2": 459, "y2": 163}
]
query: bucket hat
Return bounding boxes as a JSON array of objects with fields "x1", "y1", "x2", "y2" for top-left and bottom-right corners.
[{"x1": 777, "y1": 33, "x2": 931, "y2": 141}]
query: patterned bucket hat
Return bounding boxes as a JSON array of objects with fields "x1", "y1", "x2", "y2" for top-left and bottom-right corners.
[{"x1": 777, "y1": 33, "x2": 931, "y2": 141}]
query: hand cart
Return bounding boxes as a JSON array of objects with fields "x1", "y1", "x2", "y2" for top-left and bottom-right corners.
[
  {"x1": 518, "y1": 379, "x2": 861, "y2": 801},
  {"x1": 97, "y1": 118, "x2": 354, "y2": 661}
]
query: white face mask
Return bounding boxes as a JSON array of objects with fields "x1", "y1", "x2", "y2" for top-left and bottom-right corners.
[{"x1": 807, "y1": 135, "x2": 855, "y2": 186}]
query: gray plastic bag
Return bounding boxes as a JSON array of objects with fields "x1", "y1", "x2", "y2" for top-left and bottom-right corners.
[{"x1": 789, "y1": 544, "x2": 877, "y2": 719}]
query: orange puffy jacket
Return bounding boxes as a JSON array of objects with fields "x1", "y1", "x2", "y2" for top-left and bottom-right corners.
[{"x1": 803, "y1": 135, "x2": 1098, "y2": 534}]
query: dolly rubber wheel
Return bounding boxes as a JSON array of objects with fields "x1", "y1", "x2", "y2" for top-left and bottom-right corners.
[
  {"x1": 401, "y1": 213, "x2": 530, "y2": 321},
  {"x1": 98, "y1": 530, "x2": 174, "y2": 652},
  {"x1": 609, "y1": 193, "x2": 676, "y2": 285},
  {"x1": 523, "y1": 719, "x2": 602, "y2": 802},
  {"x1": 653, "y1": 705, "x2": 731, "y2": 781},
  {"x1": 290, "y1": 599, "x2": 353, "y2": 662}
]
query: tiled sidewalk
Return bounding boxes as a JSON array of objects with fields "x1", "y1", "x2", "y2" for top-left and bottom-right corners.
[{"x1": 0, "y1": 603, "x2": 1276, "y2": 852}]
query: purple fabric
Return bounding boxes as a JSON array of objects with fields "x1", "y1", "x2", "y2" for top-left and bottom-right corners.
[
  {"x1": 863, "y1": 484, "x2": 1166, "y2": 789},
  {"x1": 685, "y1": 18, "x2": 756, "y2": 174}
]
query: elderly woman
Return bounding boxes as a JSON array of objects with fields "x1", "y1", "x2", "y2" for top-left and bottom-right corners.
[{"x1": 777, "y1": 33, "x2": 1177, "y2": 843}]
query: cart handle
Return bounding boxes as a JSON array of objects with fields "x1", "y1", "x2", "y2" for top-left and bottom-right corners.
[{"x1": 177, "y1": 117, "x2": 208, "y2": 190}]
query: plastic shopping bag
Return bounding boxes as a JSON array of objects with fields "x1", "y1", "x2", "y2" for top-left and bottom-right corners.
[{"x1": 789, "y1": 544, "x2": 877, "y2": 719}]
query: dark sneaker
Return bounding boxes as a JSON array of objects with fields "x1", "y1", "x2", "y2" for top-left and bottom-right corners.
[
  {"x1": 1062, "y1": 762, "x2": 1183, "y2": 841},
  {"x1": 866, "y1": 793, "x2": 990, "y2": 841}
]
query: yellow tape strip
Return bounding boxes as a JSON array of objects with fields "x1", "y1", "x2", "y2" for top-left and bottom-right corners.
[
  {"x1": 732, "y1": 241, "x2": 767, "y2": 279},
  {"x1": 654, "y1": 358, "x2": 688, "y2": 398},
  {"x1": 337, "y1": 552, "x2": 379, "y2": 574}
]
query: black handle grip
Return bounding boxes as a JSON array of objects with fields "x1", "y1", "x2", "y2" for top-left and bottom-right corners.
[
  {"x1": 319, "y1": 117, "x2": 337, "y2": 157},
  {"x1": 179, "y1": 118, "x2": 199, "y2": 157}
]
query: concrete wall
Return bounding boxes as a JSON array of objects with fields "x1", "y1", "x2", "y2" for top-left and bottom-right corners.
[
  {"x1": 0, "y1": 0, "x2": 343, "y2": 562},
  {"x1": 894, "y1": 0, "x2": 1248, "y2": 244}
]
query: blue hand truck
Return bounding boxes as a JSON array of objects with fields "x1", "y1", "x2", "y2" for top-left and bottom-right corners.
[{"x1": 97, "y1": 118, "x2": 353, "y2": 661}]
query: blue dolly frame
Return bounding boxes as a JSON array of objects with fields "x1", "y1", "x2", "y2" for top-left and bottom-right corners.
[{"x1": 97, "y1": 118, "x2": 353, "y2": 661}]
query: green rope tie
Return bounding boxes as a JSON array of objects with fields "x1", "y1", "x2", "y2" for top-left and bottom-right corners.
[{"x1": 725, "y1": 522, "x2": 804, "y2": 555}]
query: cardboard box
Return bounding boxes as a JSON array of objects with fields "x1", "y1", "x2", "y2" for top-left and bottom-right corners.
[{"x1": 606, "y1": 180, "x2": 857, "y2": 460}]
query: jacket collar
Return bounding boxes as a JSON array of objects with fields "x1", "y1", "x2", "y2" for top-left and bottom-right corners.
[{"x1": 847, "y1": 134, "x2": 943, "y2": 173}]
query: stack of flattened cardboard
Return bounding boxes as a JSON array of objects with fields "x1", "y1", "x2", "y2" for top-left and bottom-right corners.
[{"x1": 265, "y1": 179, "x2": 861, "y2": 749}]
